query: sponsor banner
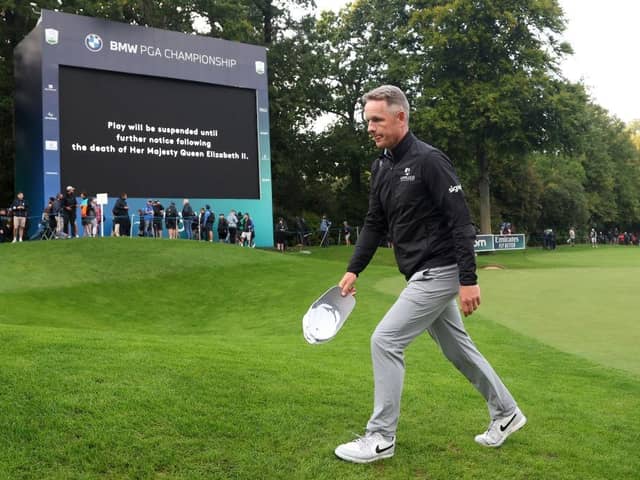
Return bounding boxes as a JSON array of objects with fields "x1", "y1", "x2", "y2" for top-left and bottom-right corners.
[
  {"x1": 474, "y1": 234, "x2": 526, "y2": 252},
  {"x1": 493, "y1": 234, "x2": 526, "y2": 250},
  {"x1": 474, "y1": 234, "x2": 494, "y2": 252}
]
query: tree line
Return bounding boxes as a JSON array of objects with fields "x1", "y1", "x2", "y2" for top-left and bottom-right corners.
[{"x1": 1, "y1": 0, "x2": 639, "y2": 237}]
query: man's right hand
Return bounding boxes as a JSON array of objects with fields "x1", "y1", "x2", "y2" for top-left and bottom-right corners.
[{"x1": 339, "y1": 272, "x2": 357, "y2": 297}]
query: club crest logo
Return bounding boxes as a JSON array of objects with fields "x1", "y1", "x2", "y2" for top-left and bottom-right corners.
[
  {"x1": 255, "y1": 61, "x2": 265, "y2": 75},
  {"x1": 84, "y1": 33, "x2": 103, "y2": 52},
  {"x1": 400, "y1": 167, "x2": 415, "y2": 182}
]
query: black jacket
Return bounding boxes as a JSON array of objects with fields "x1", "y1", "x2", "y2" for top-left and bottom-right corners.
[
  {"x1": 113, "y1": 198, "x2": 128, "y2": 217},
  {"x1": 347, "y1": 132, "x2": 477, "y2": 285},
  {"x1": 11, "y1": 198, "x2": 28, "y2": 217},
  {"x1": 62, "y1": 193, "x2": 77, "y2": 215}
]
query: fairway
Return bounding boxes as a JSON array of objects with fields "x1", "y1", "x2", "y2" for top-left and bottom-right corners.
[
  {"x1": 1, "y1": 240, "x2": 639, "y2": 479},
  {"x1": 374, "y1": 246, "x2": 640, "y2": 375}
]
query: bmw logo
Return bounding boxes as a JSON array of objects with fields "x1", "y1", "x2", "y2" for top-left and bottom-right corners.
[{"x1": 84, "y1": 33, "x2": 103, "y2": 52}]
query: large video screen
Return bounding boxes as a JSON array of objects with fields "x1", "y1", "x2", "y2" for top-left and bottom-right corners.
[{"x1": 59, "y1": 66, "x2": 260, "y2": 198}]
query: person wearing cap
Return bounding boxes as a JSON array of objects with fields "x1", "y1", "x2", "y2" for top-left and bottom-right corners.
[
  {"x1": 62, "y1": 186, "x2": 78, "y2": 238},
  {"x1": 10, "y1": 192, "x2": 28, "y2": 242},
  {"x1": 334, "y1": 85, "x2": 525, "y2": 464}
]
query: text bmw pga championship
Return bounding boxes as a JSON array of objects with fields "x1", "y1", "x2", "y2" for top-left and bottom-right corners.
[{"x1": 109, "y1": 41, "x2": 238, "y2": 68}]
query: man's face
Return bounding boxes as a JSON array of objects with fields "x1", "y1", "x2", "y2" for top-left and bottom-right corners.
[
  {"x1": 364, "y1": 99, "x2": 407, "y2": 150},
  {"x1": 17, "y1": 193, "x2": 23, "y2": 200}
]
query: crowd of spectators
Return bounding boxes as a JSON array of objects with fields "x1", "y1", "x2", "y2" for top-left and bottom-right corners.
[
  {"x1": 130, "y1": 197, "x2": 256, "y2": 246},
  {"x1": 8, "y1": 190, "x2": 637, "y2": 250},
  {"x1": 0, "y1": 188, "x2": 259, "y2": 246},
  {"x1": 276, "y1": 214, "x2": 356, "y2": 249}
]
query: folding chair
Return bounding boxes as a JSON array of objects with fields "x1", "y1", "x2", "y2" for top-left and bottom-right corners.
[{"x1": 40, "y1": 212, "x2": 56, "y2": 240}]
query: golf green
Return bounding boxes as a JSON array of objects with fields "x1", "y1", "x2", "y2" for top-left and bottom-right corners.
[{"x1": 373, "y1": 245, "x2": 640, "y2": 376}]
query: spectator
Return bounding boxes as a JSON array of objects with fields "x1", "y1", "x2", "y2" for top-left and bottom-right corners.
[
  {"x1": 80, "y1": 192, "x2": 92, "y2": 237},
  {"x1": 204, "y1": 205, "x2": 215, "y2": 242},
  {"x1": 152, "y1": 200, "x2": 164, "y2": 238},
  {"x1": 0, "y1": 208, "x2": 11, "y2": 242},
  {"x1": 590, "y1": 228, "x2": 598, "y2": 248},
  {"x1": 136, "y1": 209, "x2": 145, "y2": 237},
  {"x1": 275, "y1": 217, "x2": 287, "y2": 252},
  {"x1": 52, "y1": 192, "x2": 64, "y2": 235},
  {"x1": 237, "y1": 211, "x2": 246, "y2": 243},
  {"x1": 112, "y1": 193, "x2": 129, "y2": 237},
  {"x1": 143, "y1": 200, "x2": 154, "y2": 237},
  {"x1": 62, "y1": 186, "x2": 78, "y2": 238},
  {"x1": 342, "y1": 220, "x2": 352, "y2": 246},
  {"x1": 568, "y1": 227, "x2": 576, "y2": 247},
  {"x1": 240, "y1": 212, "x2": 254, "y2": 247},
  {"x1": 94, "y1": 201, "x2": 102, "y2": 237},
  {"x1": 44, "y1": 197, "x2": 57, "y2": 234},
  {"x1": 10, "y1": 192, "x2": 28, "y2": 242},
  {"x1": 85, "y1": 197, "x2": 96, "y2": 237},
  {"x1": 320, "y1": 214, "x2": 331, "y2": 247},
  {"x1": 182, "y1": 199, "x2": 195, "y2": 240},
  {"x1": 227, "y1": 209, "x2": 239, "y2": 244},
  {"x1": 165, "y1": 201, "x2": 179, "y2": 239},
  {"x1": 543, "y1": 228, "x2": 556, "y2": 250},
  {"x1": 295, "y1": 216, "x2": 310, "y2": 246},
  {"x1": 217, "y1": 213, "x2": 229, "y2": 242},
  {"x1": 197, "y1": 207, "x2": 206, "y2": 240}
]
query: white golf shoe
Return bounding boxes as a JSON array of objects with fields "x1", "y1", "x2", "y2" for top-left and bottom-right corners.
[
  {"x1": 335, "y1": 432, "x2": 395, "y2": 463},
  {"x1": 475, "y1": 407, "x2": 527, "y2": 447}
]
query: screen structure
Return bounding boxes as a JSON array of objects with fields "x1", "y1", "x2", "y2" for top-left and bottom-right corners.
[{"x1": 59, "y1": 66, "x2": 260, "y2": 199}]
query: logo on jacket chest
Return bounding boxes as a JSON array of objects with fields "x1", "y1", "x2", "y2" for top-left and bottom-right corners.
[{"x1": 399, "y1": 167, "x2": 416, "y2": 183}]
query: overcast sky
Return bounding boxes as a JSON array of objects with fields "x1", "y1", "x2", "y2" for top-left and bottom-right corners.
[{"x1": 312, "y1": 0, "x2": 639, "y2": 123}]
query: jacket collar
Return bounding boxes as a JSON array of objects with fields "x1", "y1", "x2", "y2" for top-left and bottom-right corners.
[{"x1": 383, "y1": 131, "x2": 414, "y2": 163}]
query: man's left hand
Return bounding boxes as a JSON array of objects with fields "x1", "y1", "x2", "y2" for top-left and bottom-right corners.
[{"x1": 459, "y1": 284, "x2": 481, "y2": 317}]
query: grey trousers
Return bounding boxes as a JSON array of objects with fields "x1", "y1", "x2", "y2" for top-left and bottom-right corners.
[{"x1": 366, "y1": 264, "x2": 517, "y2": 437}]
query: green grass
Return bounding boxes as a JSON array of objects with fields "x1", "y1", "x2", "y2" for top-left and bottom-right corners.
[
  {"x1": 370, "y1": 245, "x2": 640, "y2": 375},
  {"x1": 0, "y1": 239, "x2": 639, "y2": 479}
]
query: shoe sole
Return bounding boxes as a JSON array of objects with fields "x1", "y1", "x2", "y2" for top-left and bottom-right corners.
[
  {"x1": 334, "y1": 448, "x2": 395, "y2": 464},
  {"x1": 477, "y1": 414, "x2": 527, "y2": 448}
]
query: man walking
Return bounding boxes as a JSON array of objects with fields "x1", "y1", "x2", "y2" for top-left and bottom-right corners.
[{"x1": 334, "y1": 86, "x2": 525, "y2": 464}]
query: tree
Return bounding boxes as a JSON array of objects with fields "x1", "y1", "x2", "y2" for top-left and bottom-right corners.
[
  {"x1": 626, "y1": 119, "x2": 640, "y2": 152},
  {"x1": 298, "y1": 0, "x2": 414, "y2": 221},
  {"x1": 409, "y1": 0, "x2": 572, "y2": 233}
]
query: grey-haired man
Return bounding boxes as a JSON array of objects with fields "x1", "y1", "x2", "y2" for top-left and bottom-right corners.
[{"x1": 334, "y1": 85, "x2": 525, "y2": 464}]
